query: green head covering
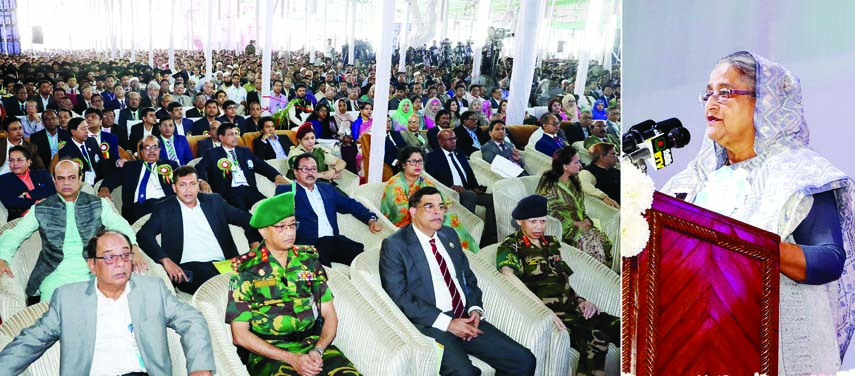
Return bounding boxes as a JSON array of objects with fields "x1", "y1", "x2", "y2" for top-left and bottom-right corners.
[{"x1": 250, "y1": 190, "x2": 296, "y2": 228}]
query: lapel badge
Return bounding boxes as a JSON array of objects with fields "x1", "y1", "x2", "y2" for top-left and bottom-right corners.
[
  {"x1": 449, "y1": 242, "x2": 454, "y2": 249},
  {"x1": 247, "y1": 160, "x2": 254, "y2": 169}
]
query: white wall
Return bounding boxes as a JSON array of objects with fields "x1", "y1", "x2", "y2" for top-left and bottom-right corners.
[{"x1": 623, "y1": 0, "x2": 855, "y2": 188}]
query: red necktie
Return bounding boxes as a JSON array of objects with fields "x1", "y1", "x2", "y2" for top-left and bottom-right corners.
[{"x1": 429, "y1": 239, "x2": 464, "y2": 318}]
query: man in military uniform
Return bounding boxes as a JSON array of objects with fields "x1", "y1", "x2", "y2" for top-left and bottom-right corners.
[
  {"x1": 496, "y1": 194, "x2": 620, "y2": 376},
  {"x1": 226, "y1": 189, "x2": 360, "y2": 376}
]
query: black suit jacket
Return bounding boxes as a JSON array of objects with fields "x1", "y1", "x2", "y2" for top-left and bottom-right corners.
[
  {"x1": 137, "y1": 193, "x2": 261, "y2": 264},
  {"x1": 426, "y1": 126, "x2": 442, "y2": 150},
  {"x1": 101, "y1": 159, "x2": 178, "y2": 220},
  {"x1": 185, "y1": 107, "x2": 205, "y2": 118},
  {"x1": 29, "y1": 95, "x2": 59, "y2": 112},
  {"x1": 0, "y1": 169, "x2": 56, "y2": 214},
  {"x1": 128, "y1": 123, "x2": 161, "y2": 154},
  {"x1": 72, "y1": 95, "x2": 91, "y2": 114},
  {"x1": 385, "y1": 131, "x2": 406, "y2": 167},
  {"x1": 453, "y1": 125, "x2": 489, "y2": 157},
  {"x1": 57, "y1": 138, "x2": 111, "y2": 182},
  {"x1": 105, "y1": 124, "x2": 129, "y2": 150},
  {"x1": 3, "y1": 98, "x2": 28, "y2": 117},
  {"x1": 196, "y1": 138, "x2": 217, "y2": 158},
  {"x1": 28, "y1": 129, "x2": 71, "y2": 166},
  {"x1": 195, "y1": 146, "x2": 280, "y2": 196},
  {"x1": 560, "y1": 122, "x2": 587, "y2": 145},
  {"x1": 247, "y1": 91, "x2": 260, "y2": 106},
  {"x1": 252, "y1": 134, "x2": 294, "y2": 160},
  {"x1": 191, "y1": 117, "x2": 216, "y2": 136},
  {"x1": 425, "y1": 148, "x2": 479, "y2": 190},
  {"x1": 379, "y1": 224, "x2": 483, "y2": 329}
]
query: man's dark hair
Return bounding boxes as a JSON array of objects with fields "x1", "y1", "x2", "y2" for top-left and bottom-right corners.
[
  {"x1": 223, "y1": 100, "x2": 237, "y2": 109},
  {"x1": 539, "y1": 112, "x2": 558, "y2": 126},
  {"x1": 167, "y1": 102, "x2": 183, "y2": 112},
  {"x1": 295, "y1": 82, "x2": 306, "y2": 90},
  {"x1": 58, "y1": 108, "x2": 73, "y2": 118},
  {"x1": 290, "y1": 152, "x2": 319, "y2": 171},
  {"x1": 2, "y1": 117, "x2": 21, "y2": 132},
  {"x1": 140, "y1": 107, "x2": 156, "y2": 119},
  {"x1": 8, "y1": 145, "x2": 31, "y2": 160},
  {"x1": 435, "y1": 109, "x2": 450, "y2": 122},
  {"x1": 460, "y1": 110, "x2": 476, "y2": 122},
  {"x1": 84, "y1": 107, "x2": 103, "y2": 119},
  {"x1": 395, "y1": 84, "x2": 407, "y2": 92},
  {"x1": 85, "y1": 229, "x2": 133, "y2": 259},
  {"x1": 217, "y1": 122, "x2": 238, "y2": 137},
  {"x1": 398, "y1": 146, "x2": 425, "y2": 165},
  {"x1": 488, "y1": 119, "x2": 506, "y2": 132},
  {"x1": 258, "y1": 116, "x2": 275, "y2": 128},
  {"x1": 408, "y1": 186, "x2": 441, "y2": 208},
  {"x1": 172, "y1": 165, "x2": 198, "y2": 183},
  {"x1": 67, "y1": 117, "x2": 87, "y2": 131},
  {"x1": 204, "y1": 99, "x2": 218, "y2": 107}
]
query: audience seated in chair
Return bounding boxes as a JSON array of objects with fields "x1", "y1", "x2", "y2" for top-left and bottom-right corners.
[
  {"x1": 480, "y1": 119, "x2": 527, "y2": 177},
  {"x1": 0, "y1": 146, "x2": 55, "y2": 221},
  {"x1": 28, "y1": 110, "x2": 70, "y2": 166},
  {"x1": 285, "y1": 123, "x2": 346, "y2": 181},
  {"x1": 157, "y1": 117, "x2": 194, "y2": 166},
  {"x1": 253, "y1": 116, "x2": 294, "y2": 160},
  {"x1": 579, "y1": 142, "x2": 620, "y2": 208}
]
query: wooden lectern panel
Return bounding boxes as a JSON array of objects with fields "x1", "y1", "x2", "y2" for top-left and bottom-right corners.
[{"x1": 623, "y1": 192, "x2": 780, "y2": 376}]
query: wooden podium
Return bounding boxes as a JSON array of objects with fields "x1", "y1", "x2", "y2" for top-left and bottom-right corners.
[{"x1": 622, "y1": 192, "x2": 780, "y2": 375}]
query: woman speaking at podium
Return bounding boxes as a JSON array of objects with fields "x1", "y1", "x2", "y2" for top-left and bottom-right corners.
[{"x1": 662, "y1": 51, "x2": 855, "y2": 374}]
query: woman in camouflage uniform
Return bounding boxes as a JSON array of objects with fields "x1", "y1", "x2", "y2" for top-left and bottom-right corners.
[
  {"x1": 497, "y1": 195, "x2": 619, "y2": 376},
  {"x1": 226, "y1": 191, "x2": 360, "y2": 375}
]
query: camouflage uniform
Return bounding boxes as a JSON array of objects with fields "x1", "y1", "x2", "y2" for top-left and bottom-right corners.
[
  {"x1": 497, "y1": 230, "x2": 620, "y2": 376},
  {"x1": 226, "y1": 242, "x2": 360, "y2": 375}
]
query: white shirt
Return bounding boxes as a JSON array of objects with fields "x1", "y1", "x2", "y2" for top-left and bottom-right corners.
[
  {"x1": 443, "y1": 150, "x2": 465, "y2": 186},
  {"x1": 134, "y1": 162, "x2": 166, "y2": 202},
  {"x1": 0, "y1": 139, "x2": 23, "y2": 174},
  {"x1": 223, "y1": 146, "x2": 249, "y2": 187},
  {"x1": 172, "y1": 119, "x2": 186, "y2": 136},
  {"x1": 179, "y1": 198, "x2": 226, "y2": 263},
  {"x1": 89, "y1": 283, "x2": 147, "y2": 376},
  {"x1": 412, "y1": 226, "x2": 479, "y2": 331},
  {"x1": 225, "y1": 85, "x2": 247, "y2": 103},
  {"x1": 299, "y1": 183, "x2": 334, "y2": 237}
]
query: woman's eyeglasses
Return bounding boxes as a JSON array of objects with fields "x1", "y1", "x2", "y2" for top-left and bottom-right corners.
[{"x1": 698, "y1": 88, "x2": 756, "y2": 103}]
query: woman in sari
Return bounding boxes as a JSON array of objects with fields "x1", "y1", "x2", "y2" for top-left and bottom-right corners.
[
  {"x1": 351, "y1": 102, "x2": 373, "y2": 140},
  {"x1": 423, "y1": 97, "x2": 443, "y2": 130},
  {"x1": 662, "y1": 51, "x2": 855, "y2": 374},
  {"x1": 306, "y1": 105, "x2": 338, "y2": 140},
  {"x1": 443, "y1": 99, "x2": 462, "y2": 129},
  {"x1": 381, "y1": 146, "x2": 480, "y2": 253},
  {"x1": 286, "y1": 123, "x2": 346, "y2": 180},
  {"x1": 391, "y1": 99, "x2": 414, "y2": 132},
  {"x1": 536, "y1": 147, "x2": 612, "y2": 267},
  {"x1": 497, "y1": 195, "x2": 619, "y2": 376}
]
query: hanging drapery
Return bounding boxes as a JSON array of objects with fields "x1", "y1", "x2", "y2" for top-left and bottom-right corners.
[
  {"x1": 574, "y1": 0, "x2": 605, "y2": 97},
  {"x1": 206, "y1": 0, "x2": 214, "y2": 79},
  {"x1": 148, "y1": 0, "x2": 154, "y2": 67},
  {"x1": 262, "y1": 0, "x2": 274, "y2": 115},
  {"x1": 470, "y1": 0, "x2": 492, "y2": 83},
  {"x1": 368, "y1": 0, "x2": 396, "y2": 183},
  {"x1": 506, "y1": 0, "x2": 548, "y2": 125},
  {"x1": 398, "y1": 0, "x2": 410, "y2": 73}
]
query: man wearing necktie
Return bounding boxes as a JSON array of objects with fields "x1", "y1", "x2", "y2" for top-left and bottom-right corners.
[
  {"x1": 57, "y1": 118, "x2": 109, "y2": 184},
  {"x1": 2, "y1": 84, "x2": 29, "y2": 117},
  {"x1": 480, "y1": 120, "x2": 527, "y2": 176},
  {"x1": 379, "y1": 186, "x2": 536, "y2": 375},
  {"x1": 535, "y1": 113, "x2": 571, "y2": 158},
  {"x1": 452, "y1": 111, "x2": 489, "y2": 157},
  {"x1": 157, "y1": 118, "x2": 193, "y2": 166},
  {"x1": 99, "y1": 135, "x2": 178, "y2": 222}
]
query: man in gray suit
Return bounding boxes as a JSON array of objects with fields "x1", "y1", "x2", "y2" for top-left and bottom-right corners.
[
  {"x1": 480, "y1": 119, "x2": 527, "y2": 177},
  {"x1": 0, "y1": 230, "x2": 215, "y2": 376},
  {"x1": 379, "y1": 186, "x2": 535, "y2": 375}
]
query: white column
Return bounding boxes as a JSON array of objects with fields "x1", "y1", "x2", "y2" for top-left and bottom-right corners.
[
  {"x1": 130, "y1": 0, "x2": 136, "y2": 63},
  {"x1": 506, "y1": 0, "x2": 547, "y2": 125},
  {"x1": 348, "y1": 0, "x2": 356, "y2": 65},
  {"x1": 256, "y1": 0, "x2": 262, "y2": 52},
  {"x1": 206, "y1": 0, "x2": 214, "y2": 80},
  {"x1": 169, "y1": 0, "x2": 176, "y2": 70},
  {"x1": 470, "y1": 0, "x2": 492, "y2": 83},
  {"x1": 110, "y1": 0, "x2": 117, "y2": 59},
  {"x1": 303, "y1": 0, "x2": 309, "y2": 50},
  {"x1": 574, "y1": 0, "x2": 605, "y2": 97},
  {"x1": 118, "y1": 0, "x2": 125, "y2": 58},
  {"x1": 398, "y1": 0, "x2": 410, "y2": 73},
  {"x1": 148, "y1": 0, "x2": 154, "y2": 67},
  {"x1": 262, "y1": 0, "x2": 274, "y2": 115},
  {"x1": 368, "y1": 0, "x2": 395, "y2": 183},
  {"x1": 440, "y1": 0, "x2": 449, "y2": 40}
]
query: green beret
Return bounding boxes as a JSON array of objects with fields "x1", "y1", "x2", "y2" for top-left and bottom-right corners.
[{"x1": 250, "y1": 190, "x2": 296, "y2": 228}]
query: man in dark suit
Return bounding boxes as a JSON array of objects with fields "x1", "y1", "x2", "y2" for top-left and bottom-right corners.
[
  {"x1": 72, "y1": 85, "x2": 94, "y2": 115},
  {"x1": 274, "y1": 153, "x2": 381, "y2": 266},
  {"x1": 3, "y1": 84, "x2": 29, "y2": 117},
  {"x1": 0, "y1": 119, "x2": 45, "y2": 174},
  {"x1": 138, "y1": 166, "x2": 261, "y2": 293},
  {"x1": 0, "y1": 145, "x2": 55, "y2": 220},
  {"x1": 185, "y1": 93, "x2": 207, "y2": 118},
  {"x1": 117, "y1": 91, "x2": 143, "y2": 133},
  {"x1": 196, "y1": 123, "x2": 289, "y2": 211},
  {"x1": 488, "y1": 87, "x2": 503, "y2": 109},
  {"x1": 30, "y1": 80, "x2": 59, "y2": 112},
  {"x1": 217, "y1": 100, "x2": 251, "y2": 133},
  {"x1": 191, "y1": 99, "x2": 220, "y2": 136},
  {"x1": 196, "y1": 120, "x2": 221, "y2": 158},
  {"x1": 535, "y1": 113, "x2": 571, "y2": 158},
  {"x1": 57, "y1": 118, "x2": 111, "y2": 184},
  {"x1": 384, "y1": 116, "x2": 407, "y2": 172},
  {"x1": 480, "y1": 119, "x2": 526, "y2": 176},
  {"x1": 154, "y1": 94, "x2": 173, "y2": 120},
  {"x1": 425, "y1": 131, "x2": 497, "y2": 244},
  {"x1": 427, "y1": 109, "x2": 452, "y2": 150},
  {"x1": 23, "y1": 111, "x2": 64, "y2": 168},
  {"x1": 127, "y1": 107, "x2": 162, "y2": 154},
  {"x1": 84, "y1": 108, "x2": 124, "y2": 171},
  {"x1": 98, "y1": 135, "x2": 178, "y2": 222},
  {"x1": 101, "y1": 109, "x2": 129, "y2": 152},
  {"x1": 251, "y1": 117, "x2": 293, "y2": 160},
  {"x1": 453, "y1": 111, "x2": 489, "y2": 157},
  {"x1": 166, "y1": 102, "x2": 194, "y2": 137},
  {"x1": 379, "y1": 186, "x2": 536, "y2": 375},
  {"x1": 157, "y1": 117, "x2": 193, "y2": 166}
]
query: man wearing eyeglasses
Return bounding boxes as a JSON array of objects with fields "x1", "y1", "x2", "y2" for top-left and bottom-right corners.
[
  {"x1": 98, "y1": 135, "x2": 179, "y2": 222},
  {"x1": 227, "y1": 191, "x2": 360, "y2": 375},
  {"x1": 0, "y1": 229, "x2": 216, "y2": 376},
  {"x1": 380, "y1": 186, "x2": 536, "y2": 375},
  {"x1": 452, "y1": 111, "x2": 489, "y2": 157},
  {"x1": 0, "y1": 159, "x2": 146, "y2": 303},
  {"x1": 218, "y1": 99, "x2": 252, "y2": 134},
  {"x1": 535, "y1": 113, "x2": 570, "y2": 157},
  {"x1": 274, "y1": 153, "x2": 381, "y2": 266},
  {"x1": 138, "y1": 165, "x2": 261, "y2": 294}
]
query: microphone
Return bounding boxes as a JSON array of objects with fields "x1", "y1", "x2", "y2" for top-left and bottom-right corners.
[{"x1": 621, "y1": 118, "x2": 691, "y2": 172}]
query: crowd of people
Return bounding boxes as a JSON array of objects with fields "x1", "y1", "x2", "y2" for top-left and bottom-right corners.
[{"x1": 0, "y1": 43, "x2": 622, "y2": 375}]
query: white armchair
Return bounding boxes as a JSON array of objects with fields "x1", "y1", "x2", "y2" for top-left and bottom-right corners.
[
  {"x1": 0, "y1": 219, "x2": 41, "y2": 322},
  {"x1": 468, "y1": 157, "x2": 505, "y2": 194},
  {"x1": 520, "y1": 149, "x2": 552, "y2": 177},
  {"x1": 350, "y1": 249, "x2": 560, "y2": 375},
  {"x1": 572, "y1": 141, "x2": 593, "y2": 165},
  {"x1": 583, "y1": 195, "x2": 621, "y2": 273}
]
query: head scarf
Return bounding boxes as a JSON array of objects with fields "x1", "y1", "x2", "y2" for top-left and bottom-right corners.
[
  {"x1": 423, "y1": 97, "x2": 442, "y2": 129},
  {"x1": 332, "y1": 98, "x2": 354, "y2": 137},
  {"x1": 469, "y1": 97, "x2": 488, "y2": 127},
  {"x1": 591, "y1": 98, "x2": 608, "y2": 120},
  {"x1": 562, "y1": 94, "x2": 580, "y2": 122},
  {"x1": 392, "y1": 98, "x2": 414, "y2": 131},
  {"x1": 662, "y1": 51, "x2": 855, "y2": 370}
]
